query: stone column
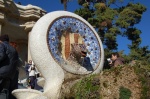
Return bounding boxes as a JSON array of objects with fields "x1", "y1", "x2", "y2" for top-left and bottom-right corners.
[
  {"x1": 28, "y1": 31, "x2": 32, "y2": 62},
  {"x1": 24, "y1": 22, "x2": 35, "y2": 62}
]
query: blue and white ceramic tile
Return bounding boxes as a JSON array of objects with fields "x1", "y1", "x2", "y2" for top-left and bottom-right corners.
[{"x1": 47, "y1": 17, "x2": 101, "y2": 69}]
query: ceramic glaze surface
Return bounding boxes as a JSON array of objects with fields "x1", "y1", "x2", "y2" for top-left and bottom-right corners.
[{"x1": 47, "y1": 17, "x2": 101, "y2": 73}]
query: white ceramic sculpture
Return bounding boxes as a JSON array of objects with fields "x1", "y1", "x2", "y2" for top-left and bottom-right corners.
[{"x1": 12, "y1": 11, "x2": 104, "y2": 99}]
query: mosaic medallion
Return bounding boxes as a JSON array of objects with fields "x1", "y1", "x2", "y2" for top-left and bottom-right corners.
[{"x1": 47, "y1": 16, "x2": 101, "y2": 74}]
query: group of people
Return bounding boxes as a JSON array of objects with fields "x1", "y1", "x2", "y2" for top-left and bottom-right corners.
[
  {"x1": 0, "y1": 34, "x2": 42, "y2": 99},
  {"x1": 0, "y1": 34, "x2": 124, "y2": 99}
]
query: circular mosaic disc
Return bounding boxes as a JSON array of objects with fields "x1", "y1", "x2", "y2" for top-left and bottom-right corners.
[{"x1": 47, "y1": 12, "x2": 104, "y2": 74}]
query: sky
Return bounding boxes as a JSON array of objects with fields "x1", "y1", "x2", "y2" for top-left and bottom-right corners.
[{"x1": 13, "y1": 0, "x2": 150, "y2": 54}]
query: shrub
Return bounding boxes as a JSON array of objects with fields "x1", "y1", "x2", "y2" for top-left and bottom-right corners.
[
  {"x1": 71, "y1": 74, "x2": 100, "y2": 99},
  {"x1": 119, "y1": 86, "x2": 131, "y2": 99}
]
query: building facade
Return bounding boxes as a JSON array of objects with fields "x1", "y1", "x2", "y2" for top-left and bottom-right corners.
[{"x1": 0, "y1": 0, "x2": 46, "y2": 64}]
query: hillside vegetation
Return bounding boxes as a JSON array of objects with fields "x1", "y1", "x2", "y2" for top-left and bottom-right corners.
[{"x1": 61, "y1": 63, "x2": 150, "y2": 99}]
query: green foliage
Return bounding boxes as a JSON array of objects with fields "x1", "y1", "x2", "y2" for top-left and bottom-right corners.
[
  {"x1": 74, "y1": 8, "x2": 93, "y2": 20},
  {"x1": 119, "y1": 86, "x2": 131, "y2": 99},
  {"x1": 74, "y1": 0, "x2": 147, "y2": 59},
  {"x1": 78, "y1": 0, "x2": 85, "y2": 5},
  {"x1": 65, "y1": 64, "x2": 150, "y2": 99},
  {"x1": 133, "y1": 63, "x2": 150, "y2": 99},
  {"x1": 126, "y1": 46, "x2": 150, "y2": 63},
  {"x1": 71, "y1": 74, "x2": 100, "y2": 99},
  {"x1": 128, "y1": 3, "x2": 147, "y2": 14}
]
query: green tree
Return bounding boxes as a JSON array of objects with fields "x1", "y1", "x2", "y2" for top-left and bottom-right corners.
[{"x1": 74, "y1": 0, "x2": 147, "y2": 63}]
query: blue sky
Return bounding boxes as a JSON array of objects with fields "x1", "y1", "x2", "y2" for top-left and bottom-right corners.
[{"x1": 14, "y1": 0, "x2": 150, "y2": 54}]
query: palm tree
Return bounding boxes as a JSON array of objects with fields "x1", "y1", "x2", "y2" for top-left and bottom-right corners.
[{"x1": 60, "y1": 0, "x2": 68, "y2": 11}]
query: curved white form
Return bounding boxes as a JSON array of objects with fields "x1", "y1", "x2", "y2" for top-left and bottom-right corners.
[
  {"x1": 37, "y1": 77, "x2": 45, "y2": 88},
  {"x1": 12, "y1": 11, "x2": 104, "y2": 99},
  {"x1": 29, "y1": 11, "x2": 65, "y2": 99},
  {"x1": 12, "y1": 89, "x2": 43, "y2": 99}
]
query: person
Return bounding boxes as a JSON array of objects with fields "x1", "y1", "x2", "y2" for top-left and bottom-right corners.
[
  {"x1": 109, "y1": 52, "x2": 125, "y2": 67},
  {"x1": 28, "y1": 63, "x2": 38, "y2": 89},
  {"x1": 34, "y1": 73, "x2": 43, "y2": 91},
  {"x1": 0, "y1": 34, "x2": 19, "y2": 99},
  {"x1": 25, "y1": 60, "x2": 32, "y2": 87},
  {"x1": 80, "y1": 50, "x2": 93, "y2": 71}
]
